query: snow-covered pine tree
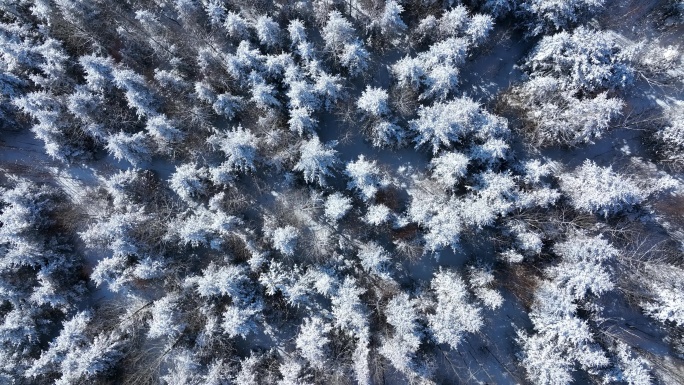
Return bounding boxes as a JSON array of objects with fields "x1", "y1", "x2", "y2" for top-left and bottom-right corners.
[
  {"x1": 428, "y1": 269, "x2": 483, "y2": 349},
  {"x1": 293, "y1": 136, "x2": 338, "y2": 187}
]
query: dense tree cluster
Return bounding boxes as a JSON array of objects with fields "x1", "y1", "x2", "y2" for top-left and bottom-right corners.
[{"x1": 0, "y1": 1, "x2": 683, "y2": 385}]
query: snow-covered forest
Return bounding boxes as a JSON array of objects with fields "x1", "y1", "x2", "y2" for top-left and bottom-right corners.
[{"x1": 1, "y1": 0, "x2": 683, "y2": 384}]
